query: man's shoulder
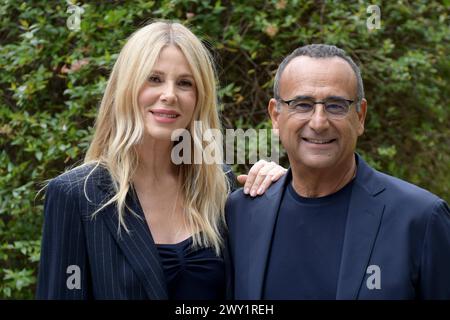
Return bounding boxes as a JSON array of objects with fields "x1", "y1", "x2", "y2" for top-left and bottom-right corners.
[
  {"x1": 366, "y1": 165, "x2": 446, "y2": 221},
  {"x1": 227, "y1": 188, "x2": 251, "y2": 213},
  {"x1": 226, "y1": 178, "x2": 285, "y2": 217},
  {"x1": 227, "y1": 183, "x2": 282, "y2": 206},
  {"x1": 373, "y1": 169, "x2": 440, "y2": 204},
  {"x1": 228, "y1": 187, "x2": 246, "y2": 202}
]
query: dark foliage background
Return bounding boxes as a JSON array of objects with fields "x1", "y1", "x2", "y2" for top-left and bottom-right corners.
[{"x1": 0, "y1": 0, "x2": 448, "y2": 298}]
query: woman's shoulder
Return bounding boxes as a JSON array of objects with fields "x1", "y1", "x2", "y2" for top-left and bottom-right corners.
[
  {"x1": 44, "y1": 163, "x2": 114, "y2": 220},
  {"x1": 48, "y1": 163, "x2": 109, "y2": 195}
]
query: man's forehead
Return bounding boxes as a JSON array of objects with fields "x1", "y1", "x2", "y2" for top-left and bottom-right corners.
[
  {"x1": 280, "y1": 56, "x2": 357, "y2": 95},
  {"x1": 283, "y1": 56, "x2": 354, "y2": 78}
]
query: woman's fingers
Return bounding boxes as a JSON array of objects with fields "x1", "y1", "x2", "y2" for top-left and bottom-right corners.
[
  {"x1": 247, "y1": 161, "x2": 277, "y2": 196},
  {"x1": 243, "y1": 160, "x2": 269, "y2": 195},
  {"x1": 236, "y1": 174, "x2": 247, "y2": 186},
  {"x1": 240, "y1": 161, "x2": 287, "y2": 196},
  {"x1": 256, "y1": 165, "x2": 287, "y2": 195}
]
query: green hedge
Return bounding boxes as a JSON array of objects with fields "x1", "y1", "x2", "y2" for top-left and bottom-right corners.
[{"x1": 1, "y1": 0, "x2": 448, "y2": 298}]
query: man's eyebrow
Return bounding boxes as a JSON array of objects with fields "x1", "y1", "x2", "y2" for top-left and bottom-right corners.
[
  {"x1": 289, "y1": 95, "x2": 314, "y2": 100},
  {"x1": 325, "y1": 95, "x2": 349, "y2": 100},
  {"x1": 289, "y1": 95, "x2": 349, "y2": 101}
]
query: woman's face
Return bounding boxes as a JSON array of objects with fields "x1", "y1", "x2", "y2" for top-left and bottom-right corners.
[{"x1": 138, "y1": 45, "x2": 197, "y2": 141}]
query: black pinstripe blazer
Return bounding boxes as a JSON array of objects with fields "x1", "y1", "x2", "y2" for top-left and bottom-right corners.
[{"x1": 36, "y1": 164, "x2": 235, "y2": 299}]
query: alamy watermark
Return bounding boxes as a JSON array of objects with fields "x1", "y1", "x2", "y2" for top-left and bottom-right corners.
[
  {"x1": 66, "y1": 264, "x2": 81, "y2": 290},
  {"x1": 66, "y1": 3, "x2": 84, "y2": 32},
  {"x1": 170, "y1": 121, "x2": 281, "y2": 165},
  {"x1": 367, "y1": 5, "x2": 381, "y2": 30},
  {"x1": 366, "y1": 265, "x2": 381, "y2": 290}
]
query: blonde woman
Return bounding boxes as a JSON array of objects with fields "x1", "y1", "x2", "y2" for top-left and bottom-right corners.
[{"x1": 36, "y1": 21, "x2": 286, "y2": 299}]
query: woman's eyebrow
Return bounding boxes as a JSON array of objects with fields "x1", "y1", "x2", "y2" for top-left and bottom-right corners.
[
  {"x1": 178, "y1": 73, "x2": 194, "y2": 78},
  {"x1": 149, "y1": 70, "x2": 194, "y2": 78}
]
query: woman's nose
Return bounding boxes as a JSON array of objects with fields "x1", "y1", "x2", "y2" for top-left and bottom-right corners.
[{"x1": 160, "y1": 82, "x2": 177, "y2": 104}]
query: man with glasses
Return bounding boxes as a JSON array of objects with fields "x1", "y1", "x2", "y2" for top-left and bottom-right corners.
[{"x1": 226, "y1": 44, "x2": 450, "y2": 299}]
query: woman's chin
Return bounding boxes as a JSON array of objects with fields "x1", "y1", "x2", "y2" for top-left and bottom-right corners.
[{"x1": 144, "y1": 127, "x2": 176, "y2": 142}]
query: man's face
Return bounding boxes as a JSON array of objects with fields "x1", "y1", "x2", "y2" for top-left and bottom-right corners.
[{"x1": 269, "y1": 56, "x2": 367, "y2": 171}]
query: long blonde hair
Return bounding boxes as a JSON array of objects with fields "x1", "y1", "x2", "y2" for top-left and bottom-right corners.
[{"x1": 84, "y1": 21, "x2": 229, "y2": 255}]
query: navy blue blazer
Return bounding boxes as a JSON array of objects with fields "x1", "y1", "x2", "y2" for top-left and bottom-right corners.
[
  {"x1": 226, "y1": 154, "x2": 450, "y2": 299},
  {"x1": 36, "y1": 164, "x2": 235, "y2": 299}
]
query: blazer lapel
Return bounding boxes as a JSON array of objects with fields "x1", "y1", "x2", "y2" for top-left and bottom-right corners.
[
  {"x1": 95, "y1": 168, "x2": 168, "y2": 300},
  {"x1": 336, "y1": 155, "x2": 385, "y2": 299},
  {"x1": 247, "y1": 170, "x2": 292, "y2": 299}
]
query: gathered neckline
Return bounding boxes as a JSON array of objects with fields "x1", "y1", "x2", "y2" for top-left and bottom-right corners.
[{"x1": 155, "y1": 236, "x2": 192, "y2": 247}]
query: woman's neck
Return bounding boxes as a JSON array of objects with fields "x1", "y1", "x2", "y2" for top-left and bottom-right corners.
[{"x1": 133, "y1": 136, "x2": 180, "y2": 188}]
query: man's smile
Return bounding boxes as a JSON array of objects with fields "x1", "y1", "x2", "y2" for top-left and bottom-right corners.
[{"x1": 302, "y1": 137, "x2": 337, "y2": 144}]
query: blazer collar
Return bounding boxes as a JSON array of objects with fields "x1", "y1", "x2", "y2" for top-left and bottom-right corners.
[
  {"x1": 247, "y1": 170, "x2": 292, "y2": 299},
  {"x1": 248, "y1": 154, "x2": 386, "y2": 300},
  {"x1": 93, "y1": 166, "x2": 169, "y2": 299},
  {"x1": 335, "y1": 154, "x2": 385, "y2": 299}
]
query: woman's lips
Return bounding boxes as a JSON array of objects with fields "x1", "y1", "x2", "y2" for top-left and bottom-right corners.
[{"x1": 149, "y1": 109, "x2": 180, "y2": 123}]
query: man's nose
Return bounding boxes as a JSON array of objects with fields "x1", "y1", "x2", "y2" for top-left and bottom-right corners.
[{"x1": 308, "y1": 104, "x2": 330, "y2": 132}]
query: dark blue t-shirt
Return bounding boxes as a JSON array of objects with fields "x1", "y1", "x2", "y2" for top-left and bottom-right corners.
[{"x1": 263, "y1": 177, "x2": 354, "y2": 299}]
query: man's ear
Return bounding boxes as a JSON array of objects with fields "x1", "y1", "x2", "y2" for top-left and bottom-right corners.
[
  {"x1": 357, "y1": 98, "x2": 367, "y2": 136},
  {"x1": 268, "y1": 98, "x2": 280, "y2": 130}
]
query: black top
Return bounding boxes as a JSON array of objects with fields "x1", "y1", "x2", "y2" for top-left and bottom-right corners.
[
  {"x1": 156, "y1": 237, "x2": 225, "y2": 300},
  {"x1": 263, "y1": 177, "x2": 354, "y2": 299}
]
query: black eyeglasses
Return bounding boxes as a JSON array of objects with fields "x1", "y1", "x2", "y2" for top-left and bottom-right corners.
[{"x1": 277, "y1": 96, "x2": 356, "y2": 119}]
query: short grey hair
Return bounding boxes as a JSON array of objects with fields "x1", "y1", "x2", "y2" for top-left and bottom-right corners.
[{"x1": 273, "y1": 44, "x2": 364, "y2": 111}]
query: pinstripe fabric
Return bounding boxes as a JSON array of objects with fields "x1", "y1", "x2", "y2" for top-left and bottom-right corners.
[
  {"x1": 36, "y1": 164, "x2": 168, "y2": 299},
  {"x1": 37, "y1": 164, "x2": 236, "y2": 300}
]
